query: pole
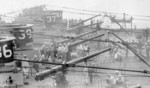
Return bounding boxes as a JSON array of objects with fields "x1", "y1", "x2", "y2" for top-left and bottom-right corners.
[
  {"x1": 131, "y1": 17, "x2": 133, "y2": 35},
  {"x1": 123, "y1": 13, "x2": 127, "y2": 85},
  {"x1": 123, "y1": 13, "x2": 126, "y2": 29}
]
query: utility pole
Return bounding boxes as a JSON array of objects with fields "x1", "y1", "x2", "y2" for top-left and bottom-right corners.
[
  {"x1": 123, "y1": 13, "x2": 126, "y2": 29},
  {"x1": 123, "y1": 13, "x2": 127, "y2": 86},
  {"x1": 123, "y1": 13, "x2": 128, "y2": 59},
  {"x1": 130, "y1": 17, "x2": 133, "y2": 35}
]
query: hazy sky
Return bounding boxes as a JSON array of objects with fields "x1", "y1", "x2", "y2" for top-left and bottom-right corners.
[{"x1": 0, "y1": 0, "x2": 150, "y2": 28}]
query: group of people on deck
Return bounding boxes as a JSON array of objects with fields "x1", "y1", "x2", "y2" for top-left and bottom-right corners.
[
  {"x1": 21, "y1": 39, "x2": 92, "y2": 79},
  {"x1": 39, "y1": 41, "x2": 70, "y2": 64},
  {"x1": 106, "y1": 71, "x2": 126, "y2": 88},
  {"x1": 76, "y1": 44, "x2": 90, "y2": 57},
  {"x1": 106, "y1": 71, "x2": 142, "y2": 88},
  {"x1": 108, "y1": 44, "x2": 124, "y2": 62},
  {"x1": 39, "y1": 41, "x2": 91, "y2": 64}
]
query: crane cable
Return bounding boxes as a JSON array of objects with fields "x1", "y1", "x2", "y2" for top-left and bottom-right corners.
[
  {"x1": 8, "y1": 58, "x2": 150, "y2": 75},
  {"x1": 1, "y1": 65, "x2": 150, "y2": 78}
]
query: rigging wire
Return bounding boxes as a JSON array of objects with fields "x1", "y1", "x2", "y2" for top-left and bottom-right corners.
[
  {"x1": 63, "y1": 10, "x2": 96, "y2": 16},
  {"x1": 1, "y1": 65, "x2": 150, "y2": 78},
  {"x1": 126, "y1": 14, "x2": 150, "y2": 18},
  {"x1": 133, "y1": 18, "x2": 150, "y2": 21},
  {"x1": 46, "y1": 5, "x2": 150, "y2": 19},
  {"x1": 0, "y1": 66, "x2": 150, "y2": 77},
  {"x1": 2, "y1": 9, "x2": 150, "y2": 22},
  {"x1": 4, "y1": 4, "x2": 150, "y2": 19},
  {"x1": 9, "y1": 58, "x2": 150, "y2": 75}
]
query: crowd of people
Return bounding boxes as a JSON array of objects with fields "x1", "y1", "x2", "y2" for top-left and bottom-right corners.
[
  {"x1": 38, "y1": 40, "x2": 91, "y2": 63},
  {"x1": 39, "y1": 41, "x2": 70, "y2": 63},
  {"x1": 13, "y1": 37, "x2": 147, "y2": 88},
  {"x1": 106, "y1": 71, "x2": 142, "y2": 88},
  {"x1": 106, "y1": 71, "x2": 126, "y2": 88},
  {"x1": 19, "y1": 36, "x2": 148, "y2": 88},
  {"x1": 19, "y1": 40, "x2": 92, "y2": 87},
  {"x1": 108, "y1": 44, "x2": 124, "y2": 62},
  {"x1": 76, "y1": 44, "x2": 90, "y2": 57}
]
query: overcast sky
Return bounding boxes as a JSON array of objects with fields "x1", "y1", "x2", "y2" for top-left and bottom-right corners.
[{"x1": 0, "y1": 0, "x2": 150, "y2": 28}]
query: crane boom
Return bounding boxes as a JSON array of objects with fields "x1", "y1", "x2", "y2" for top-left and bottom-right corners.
[
  {"x1": 69, "y1": 34, "x2": 105, "y2": 47},
  {"x1": 58, "y1": 28, "x2": 101, "y2": 44}
]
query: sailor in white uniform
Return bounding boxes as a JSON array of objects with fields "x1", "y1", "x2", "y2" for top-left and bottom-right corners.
[{"x1": 22, "y1": 55, "x2": 30, "y2": 78}]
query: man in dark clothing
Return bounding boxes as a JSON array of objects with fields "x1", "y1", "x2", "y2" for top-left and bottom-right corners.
[
  {"x1": 15, "y1": 60, "x2": 22, "y2": 72},
  {"x1": 88, "y1": 63, "x2": 95, "y2": 84},
  {"x1": 54, "y1": 71, "x2": 68, "y2": 88},
  {"x1": 32, "y1": 55, "x2": 39, "y2": 73},
  {"x1": 145, "y1": 40, "x2": 150, "y2": 60}
]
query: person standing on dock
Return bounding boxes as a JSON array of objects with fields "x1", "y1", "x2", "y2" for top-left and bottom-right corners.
[
  {"x1": 145, "y1": 40, "x2": 150, "y2": 60},
  {"x1": 22, "y1": 55, "x2": 30, "y2": 78},
  {"x1": 54, "y1": 71, "x2": 68, "y2": 88},
  {"x1": 32, "y1": 55, "x2": 39, "y2": 73}
]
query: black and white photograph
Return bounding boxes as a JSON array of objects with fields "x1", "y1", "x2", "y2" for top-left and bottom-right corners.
[{"x1": 0, "y1": 0, "x2": 150, "y2": 88}]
